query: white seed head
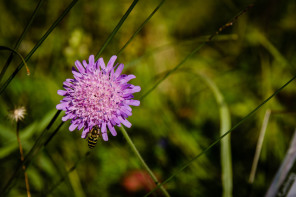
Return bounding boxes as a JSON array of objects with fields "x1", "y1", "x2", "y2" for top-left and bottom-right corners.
[{"x1": 9, "y1": 106, "x2": 26, "y2": 122}]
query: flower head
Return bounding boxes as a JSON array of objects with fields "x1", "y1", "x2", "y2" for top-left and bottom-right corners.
[
  {"x1": 56, "y1": 55, "x2": 140, "y2": 141},
  {"x1": 9, "y1": 106, "x2": 26, "y2": 122}
]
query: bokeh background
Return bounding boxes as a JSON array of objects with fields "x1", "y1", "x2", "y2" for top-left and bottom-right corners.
[{"x1": 1, "y1": 0, "x2": 296, "y2": 196}]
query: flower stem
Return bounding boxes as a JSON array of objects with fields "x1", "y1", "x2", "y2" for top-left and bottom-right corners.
[
  {"x1": 119, "y1": 126, "x2": 170, "y2": 197},
  {"x1": 16, "y1": 122, "x2": 31, "y2": 197}
]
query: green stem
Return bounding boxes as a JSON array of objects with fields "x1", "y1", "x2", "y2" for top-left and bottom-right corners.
[
  {"x1": 198, "y1": 72, "x2": 232, "y2": 197},
  {"x1": 0, "y1": 0, "x2": 43, "y2": 84},
  {"x1": 119, "y1": 126, "x2": 171, "y2": 197}
]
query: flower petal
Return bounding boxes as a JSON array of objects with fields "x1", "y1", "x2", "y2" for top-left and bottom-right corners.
[
  {"x1": 101, "y1": 122, "x2": 108, "y2": 141},
  {"x1": 125, "y1": 100, "x2": 140, "y2": 106},
  {"x1": 57, "y1": 90, "x2": 68, "y2": 96},
  {"x1": 106, "y1": 55, "x2": 117, "y2": 72},
  {"x1": 95, "y1": 61, "x2": 101, "y2": 70},
  {"x1": 82, "y1": 60, "x2": 88, "y2": 69},
  {"x1": 75, "y1": 60, "x2": 85, "y2": 73},
  {"x1": 120, "y1": 74, "x2": 136, "y2": 84},
  {"x1": 123, "y1": 86, "x2": 141, "y2": 95},
  {"x1": 72, "y1": 69, "x2": 82, "y2": 78},
  {"x1": 121, "y1": 108, "x2": 132, "y2": 116},
  {"x1": 114, "y1": 63, "x2": 124, "y2": 78},
  {"x1": 81, "y1": 127, "x2": 90, "y2": 138},
  {"x1": 62, "y1": 113, "x2": 72, "y2": 121},
  {"x1": 118, "y1": 116, "x2": 131, "y2": 128},
  {"x1": 58, "y1": 55, "x2": 140, "y2": 140},
  {"x1": 89, "y1": 55, "x2": 95, "y2": 67},
  {"x1": 107, "y1": 122, "x2": 117, "y2": 136},
  {"x1": 78, "y1": 122, "x2": 84, "y2": 130},
  {"x1": 112, "y1": 116, "x2": 121, "y2": 125},
  {"x1": 69, "y1": 123, "x2": 78, "y2": 131},
  {"x1": 56, "y1": 102, "x2": 68, "y2": 110},
  {"x1": 63, "y1": 81, "x2": 73, "y2": 88},
  {"x1": 98, "y1": 57, "x2": 106, "y2": 70}
]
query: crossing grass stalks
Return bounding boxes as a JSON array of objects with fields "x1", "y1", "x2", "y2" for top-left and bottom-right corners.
[{"x1": 1, "y1": 1, "x2": 296, "y2": 196}]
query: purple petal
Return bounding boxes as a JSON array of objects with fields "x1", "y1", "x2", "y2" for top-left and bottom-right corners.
[
  {"x1": 121, "y1": 108, "x2": 132, "y2": 116},
  {"x1": 122, "y1": 113, "x2": 128, "y2": 119},
  {"x1": 89, "y1": 55, "x2": 95, "y2": 67},
  {"x1": 107, "y1": 122, "x2": 117, "y2": 136},
  {"x1": 98, "y1": 57, "x2": 106, "y2": 70},
  {"x1": 125, "y1": 100, "x2": 140, "y2": 106},
  {"x1": 123, "y1": 94, "x2": 134, "y2": 99},
  {"x1": 66, "y1": 78, "x2": 75, "y2": 83},
  {"x1": 102, "y1": 133, "x2": 108, "y2": 141},
  {"x1": 120, "y1": 74, "x2": 136, "y2": 83},
  {"x1": 62, "y1": 97, "x2": 72, "y2": 101},
  {"x1": 110, "y1": 119, "x2": 116, "y2": 125},
  {"x1": 131, "y1": 86, "x2": 141, "y2": 92},
  {"x1": 123, "y1": 104, "x2": 132, "y2": 111},
  {"x1": 113, "y1": 116, "x2": 121, "y2": 125},
  {"x1": 75, "y1": 60, "x2": 85, "y2": 73},
  {"x1": 82, "y1": 60, "x2": 88, "y2": 69},
  {"x1": 101, "y1": 122, "x2": 108, "y2": 141},
  {"x1": 101, "y1": 122, "x2": 107, "y2": 133},
  {"x1": 95, "y1": 61, "x2": 101, "y2": 70},
  {"x1": 81, "y1": 127, "x2": 90, "y2": 138},
  {"x1": 69, "y1": 123, "x2": 78, "y2": 131},
  {"x1": 123, "y1": 86, "x2": 141, "y2": 95},
  {"x1": 118, "y1": 116, "x2": 131, "y2": 128},
  {"x1": 72, "y1": 70, "x2": 82, "y2": 78},
  {"x1": 78, "y1": 122, "x2": 84, "y2": 130},
  {"x1": 106, "y1": 55, "x2": 117, "y2": 72},
  {"x1": 114, "y1": 63, "x2": 124, "y2": 78},
  {"x1": 86, "y1": 56, "x2": 95, "y2": 72},
  {"x1": 63, "y1": 81, "x2": 73, "y2": 88},
  {"x1": 62, "y1": 113, "x2": 72, "y2": 121},
  {"x1": 57, "y1": 90, "x2": 68, "y2": 96},
  {"x1": 56, "y1": 102, "x2": 68, "y2": 110}
]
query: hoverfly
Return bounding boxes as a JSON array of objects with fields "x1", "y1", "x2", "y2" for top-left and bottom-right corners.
[{"x1": 88, "y1": 125, "x2": 100, "y2": 149}]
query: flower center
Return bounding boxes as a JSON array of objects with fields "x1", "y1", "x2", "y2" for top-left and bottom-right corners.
[{"x1": 72, "y1": 71, "x2": 123, "y2": 123}]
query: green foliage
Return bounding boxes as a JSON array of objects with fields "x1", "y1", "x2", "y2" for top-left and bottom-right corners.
[{"x1": 1, "y1": 0, "x2": 296, "y2": 196}]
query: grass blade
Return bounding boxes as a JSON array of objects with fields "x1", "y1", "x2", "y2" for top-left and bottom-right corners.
[
  {"x1": 144, "y1": 74, "x2": 296, "y2": 197},
  {"x1": 1, "y1": 110, "x2": 62, "y2": 195},
  {"x1": 117, "y1": 0, "x2": 166, "y2": 56},
  {"x1": 0, "y1": 0, "x2": 78, "y2": 95},
  {"x1": 0, "y1": 46, "x2": 30, "y2": 75},
  {"x1": 198, "y1": 72, "x2": 232, "y2": 197},
  {"x1": 248, "y1": 109, "x2": 271, "y2": 184},
  {"x1": 0, "y1": 0, "x2": 44, "y2": 83},
  {"x1": 140, "y1": 4, "x2": 253, "y2": 101},
  {"x1": 95, "y1": 0, "x2": 139, "y2": 59}
]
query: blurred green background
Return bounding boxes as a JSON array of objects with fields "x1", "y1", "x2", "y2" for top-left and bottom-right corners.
[{"x1": 1, "y1": 0, "x2": 296, "y2": 196}]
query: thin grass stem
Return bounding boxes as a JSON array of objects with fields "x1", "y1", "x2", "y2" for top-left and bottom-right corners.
[
  {"x1": 0, "y1": 0, "x2": 44, "y2": 84},
  {"x1": 46, "y1": 151, "x2": 92, "y2": 195},
  {"x1": 144, "y1": 74, "x2": 296, "y2": 197},
  {"x1": 140, "y1": 43, "x2": 205, "y2": 100},
  {"x1": 117, "y1": 0, "x2": 165, "y2": 56},
  {"x1": 0, "y1": 0, "x2": 78, "y2": 95},
  {"x1": 140, "y1": 4, "x2": 253, "y2": 101},
  {"x1": 198, "y1": 72, "x2": 232, "y2": 197},
  {"x1": 0, "y1": 46, "x2": 30, "y2": 75},
  {"x1": 119, "y1": 126, "x2": 171, "y2": 197},
  {"x1": 1, "y1": 110, "x2": 61, "y2": 195},
  {"x1": 44, "y1": 2, "x2": 166, "y2": 193},
  {"x1": 95, "y1": 0, "x2": 139, "y2": 60},
  {"x1": 248, "y1": 109, "x2": 271, "y2": 184},
  {"x1": 16, "y1": 122, "x2": 31, "y2": 197}
]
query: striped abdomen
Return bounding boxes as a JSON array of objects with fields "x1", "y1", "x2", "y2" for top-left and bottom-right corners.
[{"x1": 88, "y1": 126, "x2": 100, "y2": 149}]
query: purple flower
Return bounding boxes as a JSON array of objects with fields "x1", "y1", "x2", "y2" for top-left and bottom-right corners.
[{"x1": 56, "y1": 55, "x2": 140, "y2": 141}]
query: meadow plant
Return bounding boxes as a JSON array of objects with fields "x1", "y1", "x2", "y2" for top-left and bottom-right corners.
[
  {"x1": 56, "y1": 55, "x2": 141, "y2": 140},
  {"x1": 1, "y1": 0, "x2": 296, "y2": 197}
]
